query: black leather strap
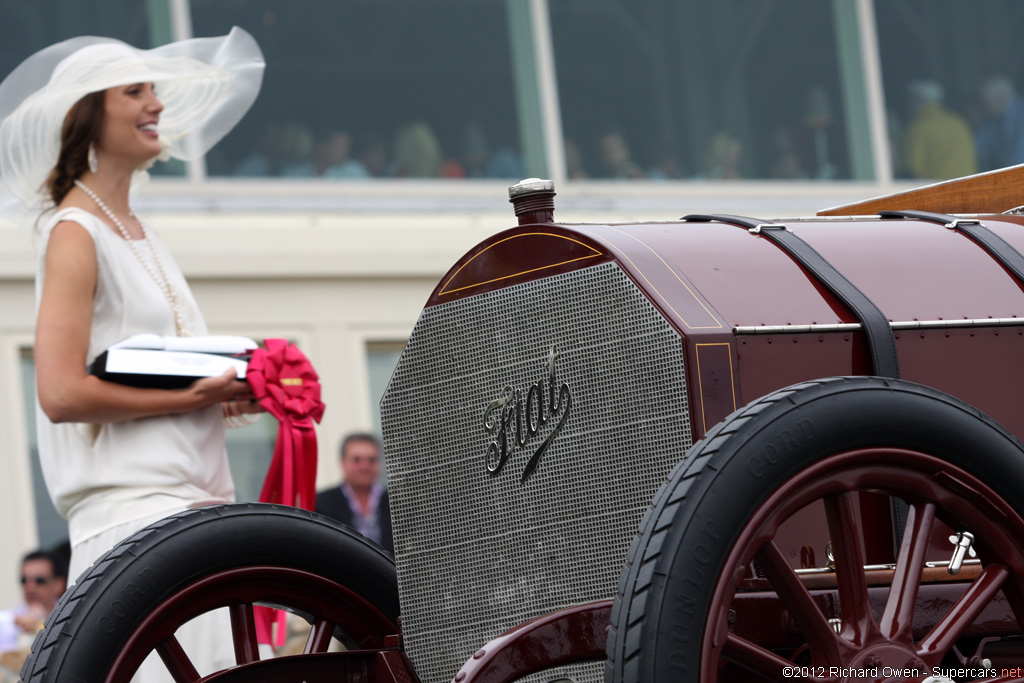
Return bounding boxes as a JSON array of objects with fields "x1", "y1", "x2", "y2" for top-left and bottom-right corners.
[
  {"x1": 682, "y1": 213, "x2": 782, "y2": 232},
  {"x1": 880, "y1": 210, "x2": 1024, "y2": 285},
  {"x1": 682, "y1": 213, "x2": 900, "y2": 378}
]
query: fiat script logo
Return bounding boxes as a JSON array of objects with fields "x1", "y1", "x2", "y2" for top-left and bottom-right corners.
[{"x1": 483, "y1": 346, "x2": 571, "y2": 484}]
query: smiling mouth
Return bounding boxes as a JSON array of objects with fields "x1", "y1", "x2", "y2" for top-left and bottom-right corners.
[{"x1": 138, "y1": 123, "x2": 159, "y2": 136}]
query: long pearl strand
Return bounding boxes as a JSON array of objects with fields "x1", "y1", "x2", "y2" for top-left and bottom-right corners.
[{"x1": 74, "y1": 179, "x2": 192, "y2": 337}]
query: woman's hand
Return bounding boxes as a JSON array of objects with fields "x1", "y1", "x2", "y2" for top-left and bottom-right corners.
[
  {"x1": 188, "y1": 368, "x2": 254, "y2": 410},
  {"x1": 222, "y1": 398, "x2": 264, "y2": 416},
  {"x1": 215, "y1": 371, "x2": 266, "y2": 427}
]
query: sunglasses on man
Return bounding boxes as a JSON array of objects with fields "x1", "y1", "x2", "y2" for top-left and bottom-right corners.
[{"x1": 20, "y1": 575, "x2": 53, "y2": 586}]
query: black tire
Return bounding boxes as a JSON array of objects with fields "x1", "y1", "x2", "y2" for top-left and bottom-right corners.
[
  {"x1": 605, "y1": 376, "x2": 1024, "y2": 682},
  {"x1": 20, "y1": 503, "x2": 399, "y2": 683}
]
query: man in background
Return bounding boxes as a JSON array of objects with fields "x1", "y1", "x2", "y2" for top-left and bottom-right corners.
[
  {"x1": 905, "y1": 79, "x2": 976, "y2": 180},
  {"x1": 974, "y1": 76, "x2": 1024, "y2": 171},
  {"x1": 1, "y1": 550, "x2": 67, "y2": 654},
  {"x1": 315, "y1": 433, "x2": 394, "y2": 554}
]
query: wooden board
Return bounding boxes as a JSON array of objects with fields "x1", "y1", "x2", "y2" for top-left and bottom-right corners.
[{"x1": 818, "y1": 164, "x2": 1024, "y2": 216}]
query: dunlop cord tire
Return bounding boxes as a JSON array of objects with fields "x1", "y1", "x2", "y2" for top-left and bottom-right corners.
[
  {"x1": 20, "y1": 503, "x2": 399, "y2": 683},
  {"x1": 604, "y1": 376, "x2": 1024, "y2": 682}
]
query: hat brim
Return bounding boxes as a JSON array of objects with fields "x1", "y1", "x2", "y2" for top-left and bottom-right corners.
[{"x1": 0, "y1": 27, "x2": 264, "y2": 209}]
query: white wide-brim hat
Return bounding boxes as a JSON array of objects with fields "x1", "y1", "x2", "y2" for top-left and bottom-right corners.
[{"x1": 0, "y1": 26, "x2": 264, "y2": 209}]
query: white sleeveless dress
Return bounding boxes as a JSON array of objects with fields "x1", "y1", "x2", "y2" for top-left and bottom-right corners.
[{"x1": 35, "y1": 208, "x2": 238, "y2": 679}]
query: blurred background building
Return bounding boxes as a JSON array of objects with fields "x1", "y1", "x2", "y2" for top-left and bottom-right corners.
[{"x1": 1, "y1": 0, "x2": 1022, "y2": 603}]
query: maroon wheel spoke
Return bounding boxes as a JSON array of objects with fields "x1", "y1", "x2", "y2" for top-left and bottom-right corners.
[
  {"x1": 155, "y1": 635, "x2": 202, "y2": 683},
  {"x1": 879, "y1": 502, "x2": 936, "y2": 643},
  {"x1": 917, "y1": 564, "x2": 1009, "y2": 663},
  {"x1": 755, "y1": 541, "x2": 846, "y2": 664},
  {"x1": 304, "y1": 618, "x2": 335, "y2": 654},
  {"x1": 723, "y1": 633, "x2": 830, "y2": 683},
  {"x1": 228, "y1": 602, "x2": 261, "y2": 665},
  {"x1": 823, "y1": 492, "x2": 877, "y2": 645}
]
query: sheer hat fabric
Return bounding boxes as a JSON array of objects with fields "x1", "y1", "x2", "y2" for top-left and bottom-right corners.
[{"x1": 0, "y1": 26, "x2": 264, "y2": 209}]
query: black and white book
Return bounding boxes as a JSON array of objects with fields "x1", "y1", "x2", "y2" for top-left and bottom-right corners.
[{"x1": 89, "y1": 334, "x2": 259, "y2": 389}]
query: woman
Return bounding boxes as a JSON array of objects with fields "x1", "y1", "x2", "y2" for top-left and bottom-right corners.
[{"x1": 0, "y1": 29, "x2": 265, "y2": 678}]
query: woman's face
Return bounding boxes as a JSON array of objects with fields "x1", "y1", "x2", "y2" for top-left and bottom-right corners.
[{"x1": 97, "y1": 82, "x2": 164, "y2": 164}]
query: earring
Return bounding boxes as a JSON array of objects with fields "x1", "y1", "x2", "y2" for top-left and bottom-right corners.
[{"x1": 88, "y1": 143, "x2": 98, "y2": 173}]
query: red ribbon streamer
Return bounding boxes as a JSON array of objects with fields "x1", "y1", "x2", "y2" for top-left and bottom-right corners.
[{"x1": 246, "y1": 338, "x2": 326, "y2": 645}]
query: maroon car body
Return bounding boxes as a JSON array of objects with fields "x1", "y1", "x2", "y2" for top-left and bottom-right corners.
[{"x1": 429, "y1": 183, "x2": 1024, "y2": 682}]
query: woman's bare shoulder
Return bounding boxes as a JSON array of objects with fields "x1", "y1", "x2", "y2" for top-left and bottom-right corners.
[
  {"x1": 46, "y1": 214, "x2": 98, "y2": 265},
  {"x1": 49, "y1": 203, "x2": 101, "y2": 240},
  {"x1": 50, "y1": 217, "x2": 96, "y2": 242}
]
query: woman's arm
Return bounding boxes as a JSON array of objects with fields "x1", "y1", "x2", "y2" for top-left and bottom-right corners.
[{"x1": 35, "y1": 221, "x2": 251, "y2": 424}]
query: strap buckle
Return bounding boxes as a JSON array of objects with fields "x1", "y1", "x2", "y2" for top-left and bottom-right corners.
[
  {"x1": 749, "y1": 223, "x2": 790, "y2": 234},
  {"x1": 944, "y1": 218, "x2": 982, "y2": 229}
]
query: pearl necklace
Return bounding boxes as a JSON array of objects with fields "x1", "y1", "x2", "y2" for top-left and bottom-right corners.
[{"x1": 74, "y1": 180, "x2": 192, "y2": 337}]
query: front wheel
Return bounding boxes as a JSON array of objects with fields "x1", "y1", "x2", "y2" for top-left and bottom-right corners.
[
  {"x1": 606, "y1": 377, "x2": 1024, "y2": 682},
  {"x1": 20, "y1": 503, "x2": 400, "y2": 683}
]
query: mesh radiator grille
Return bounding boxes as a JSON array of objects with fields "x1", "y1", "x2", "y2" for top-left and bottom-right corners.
[{"x1": 381, "y1": 262, "x2": 691, "y2": 682}]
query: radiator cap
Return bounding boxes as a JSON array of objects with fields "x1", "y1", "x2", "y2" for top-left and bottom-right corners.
[
  {"x1": 508, "y1": 177, "x2": 554, "y2": 198},
  {"x1": 508, "y1": 177, "x2": 556, "y2": 225}
]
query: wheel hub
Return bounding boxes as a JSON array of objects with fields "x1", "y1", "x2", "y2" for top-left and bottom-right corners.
[{"x1": 847, "y1": 644, "x2": 926, "y2": 682}]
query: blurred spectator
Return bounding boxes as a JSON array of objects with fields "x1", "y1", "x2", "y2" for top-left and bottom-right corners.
[
  {"x1": 234, "y1": 122, "x2": 283, "y2": 177},
  {"x1": 279, "y1": 123, "x2": 317, "y2": 177},
  {"x1": 393, "y1": 121, "x2": 464, "y2": 178},
  {"x1": 460, "y1": 123, "x2": 491, "y2": 178},
  {"x1": 459, "y1": 123, "x2": 523, "y2": 179},
  {"x1": 803, "y1": 84, "x2": 838, "y2": 179},
  {"x1": 0, "y1": 550, "x2": 67, "y2": 653},
  {"x1": 904, "y1": 80, "x2": 976, "y2": 180},
  {"x1": 647, "y1": 152, "x2": 685, "y2": 180},
  {"x1": 485, "y1": 146, "x2": 524, "y2": 179},
  {"x1": 318, "y1": 131, "x2": 370, "y2": 179},
  {"x1": 315, "y1": 433, "x2": 393, "y2": 553},
  {"x1": 565, "y1": 139, "x2": 588, "y2": 179},
  {"x1": 702, "y1": 132, "x2": 743, "y2": 179},
  {"x1": 598, "y1": 130, "x2": 646, "y2": 179},
  {"x1": 358, "y1": 132, "x2": 391, "y2": 177},
  {"x1": 974, "y1": 76, "x2": 1024, "y2": 171},
  {"x1": 769, "y1": 127, "x2": 806, "y2": 179}
]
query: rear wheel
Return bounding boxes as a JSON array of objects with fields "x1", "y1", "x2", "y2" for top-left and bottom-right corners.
[
  {"x1": 606, "y1": 377, "x2": 1024, "y2": 682},
  {"x1": 20, "y1": 503, "x2": 400, "y2": 683}
]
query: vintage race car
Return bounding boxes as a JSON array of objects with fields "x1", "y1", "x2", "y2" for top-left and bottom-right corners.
[{"x1": 20, "y1": 170, "x2": 1024, "y2": 683}]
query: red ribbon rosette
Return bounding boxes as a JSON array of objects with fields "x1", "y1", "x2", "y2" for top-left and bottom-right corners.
[
  {"x1": 246, "y1": 338, "x2": 325, "y2": 645},
  {"x1": 248, "y1": 338, "x2": 325, "y2": 509}
]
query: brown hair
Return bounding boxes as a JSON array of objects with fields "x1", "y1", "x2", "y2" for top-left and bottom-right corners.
[
  {"x1": 43, "y1": 91, "x2": 105, "y2": 206},
  {"x1": 340, "y1": 432, "x2": 381, "y2": 459}
]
